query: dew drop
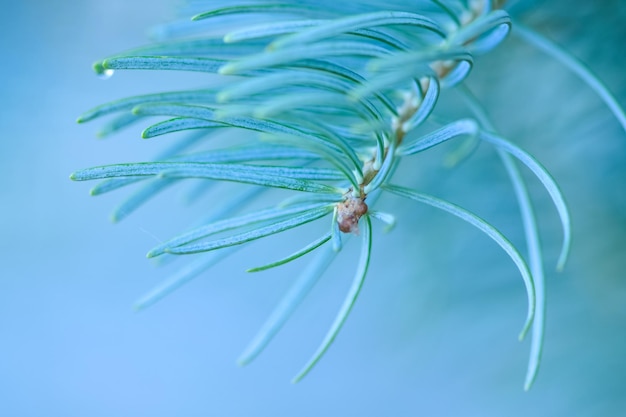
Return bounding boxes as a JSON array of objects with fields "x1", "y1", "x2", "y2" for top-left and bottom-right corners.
[
  {"x1": 93, "y1": 61, "x2": 115, "y2": 79},
  {"x1": 98, "y1": 69, "x2": 115, "y2": 80}
]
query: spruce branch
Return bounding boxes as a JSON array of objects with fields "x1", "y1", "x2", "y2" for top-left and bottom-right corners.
[{"x1": 70, "y1": 0, "x2": 624, "y2": 389}]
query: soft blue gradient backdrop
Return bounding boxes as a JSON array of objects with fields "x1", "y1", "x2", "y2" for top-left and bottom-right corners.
[{"x1": 0, "y1": 1, "x2": 624, "y2": 416}]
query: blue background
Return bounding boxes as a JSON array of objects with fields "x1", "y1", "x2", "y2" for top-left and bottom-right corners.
[{"x1": 1, "y1": 1, "x2": 625, "y2": 415}]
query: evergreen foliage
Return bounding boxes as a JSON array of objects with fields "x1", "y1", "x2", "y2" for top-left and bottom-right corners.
[{"x1": 73, "y1": 0, "x2": 625, "y2": 389}]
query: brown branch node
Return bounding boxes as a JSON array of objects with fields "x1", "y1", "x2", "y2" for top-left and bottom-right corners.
[{"x1": 336, "y1": 191, "x2": 368, "y2": 234}]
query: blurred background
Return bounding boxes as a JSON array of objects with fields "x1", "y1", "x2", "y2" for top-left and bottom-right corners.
[{"x1": 0, "y1": 1, "x2": 624, "y2": 415}]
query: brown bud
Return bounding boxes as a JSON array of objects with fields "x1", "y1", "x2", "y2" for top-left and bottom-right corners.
[{"x1": 336, "y1": 196, "x2": 368, "y2": 234}]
